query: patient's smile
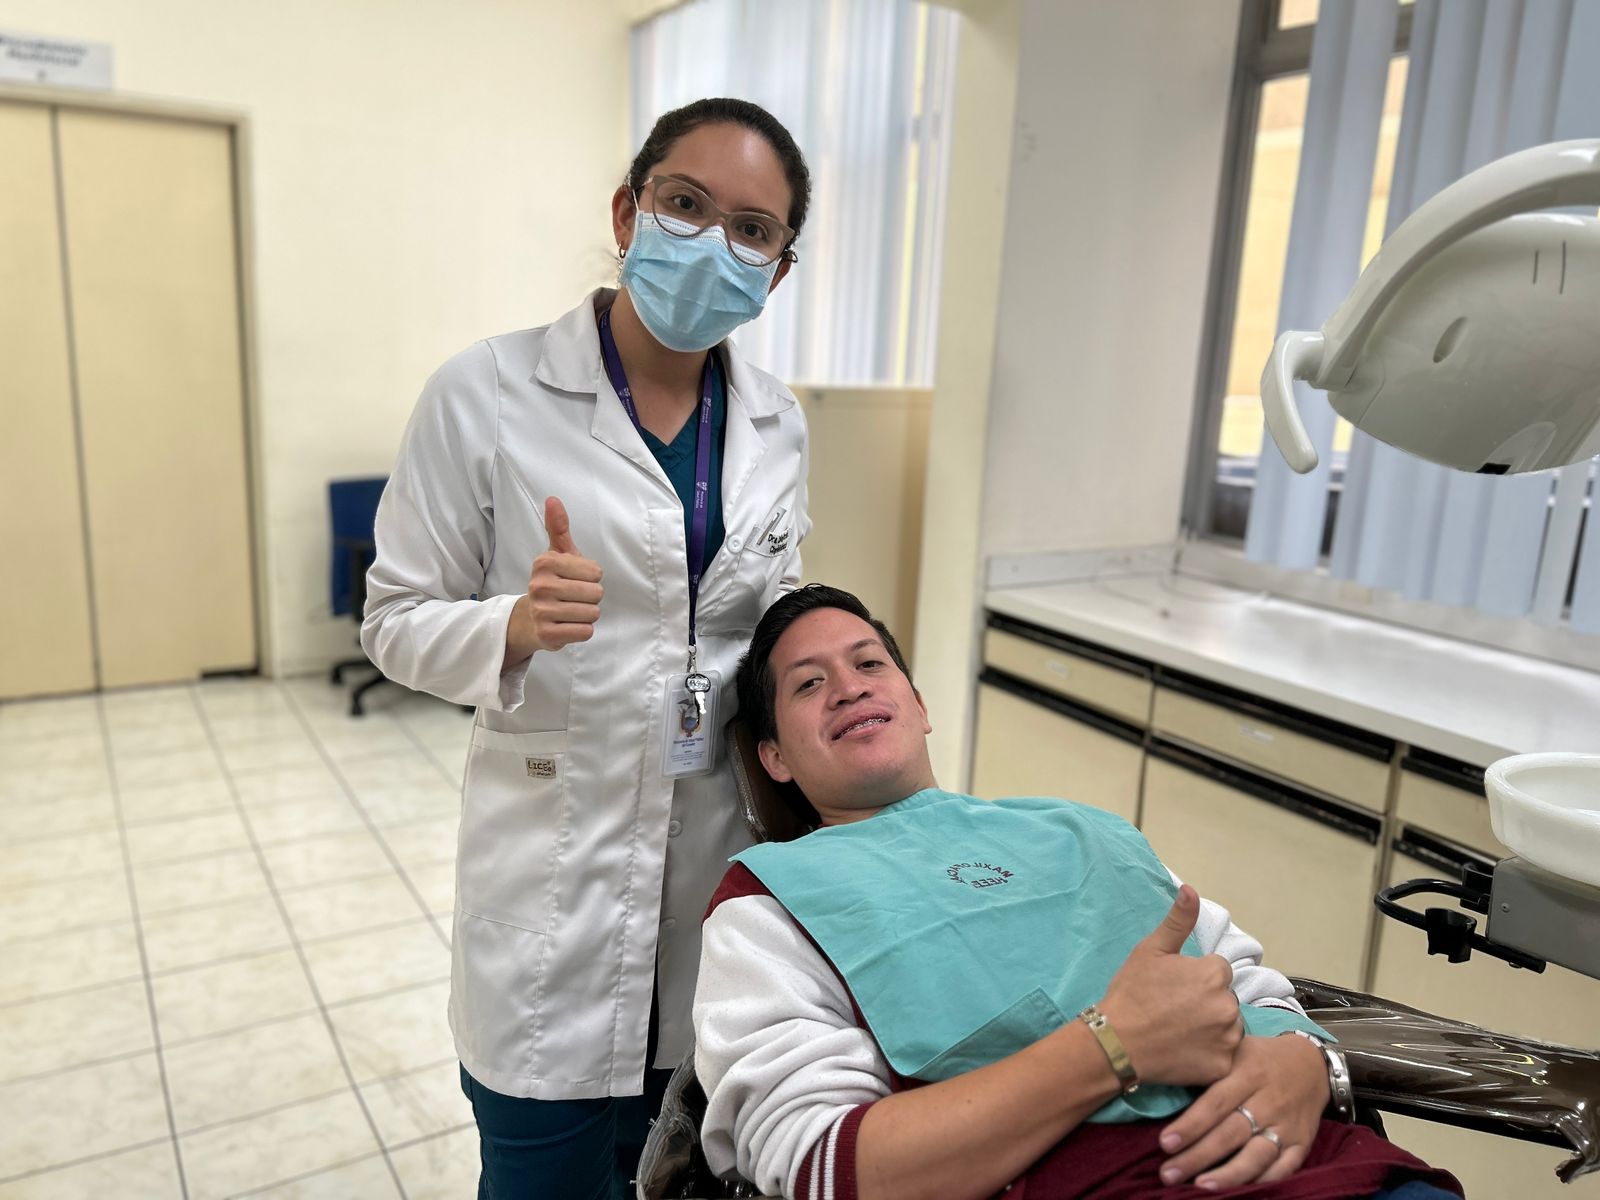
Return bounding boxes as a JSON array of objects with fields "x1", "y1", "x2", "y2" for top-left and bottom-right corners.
[{"x1": 833, "y1": 712, "x2": 891, "y2": 741}]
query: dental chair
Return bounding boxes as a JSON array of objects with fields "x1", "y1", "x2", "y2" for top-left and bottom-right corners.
[{"x1": 635, "y1": 721, "x2": 1600, "y2": 1199}]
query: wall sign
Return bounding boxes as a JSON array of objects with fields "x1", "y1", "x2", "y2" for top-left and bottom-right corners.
[{"x1": 0, "y1": 30, "x2": 113, "y2": 90}]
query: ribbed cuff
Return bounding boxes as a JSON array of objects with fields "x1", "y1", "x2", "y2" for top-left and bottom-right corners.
[{"x1": 792, "y1": 1103, "x2": 872, "y2": 1200}]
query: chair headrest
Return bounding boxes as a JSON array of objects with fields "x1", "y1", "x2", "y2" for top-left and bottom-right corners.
[{"x1": 727, "y1": 718, "x2": 818, "y2": 843}]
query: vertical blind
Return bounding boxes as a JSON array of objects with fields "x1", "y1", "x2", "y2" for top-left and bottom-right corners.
[
  {"x1": 630, "y1": 0, "x2": 959, "y2": 387},
  {"x1": 1247, "y1": 0, "x2": 1600, "y2": 633}
]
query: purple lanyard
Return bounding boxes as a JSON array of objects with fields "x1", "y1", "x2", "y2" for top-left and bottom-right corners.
[{"x1": 598, "y1": 307, "x2": 716, "y2": 658}]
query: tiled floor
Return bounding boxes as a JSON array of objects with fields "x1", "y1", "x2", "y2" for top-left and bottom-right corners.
[{"x1": 0, "y1": 676, "x2": 480, "y2": 1198}]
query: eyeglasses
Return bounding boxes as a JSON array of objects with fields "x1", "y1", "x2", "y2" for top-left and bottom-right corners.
[{"x1": 636, "y1": 175, "x2": 798, "y2": 267}]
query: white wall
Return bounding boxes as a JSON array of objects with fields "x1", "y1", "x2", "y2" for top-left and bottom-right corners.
[
  {"x1": 2, "y1": 0, "x2": 635, "y2": 674},
  {"x1": 978, "y1": 0, "x2": 1240, "y2": 558},
  {"x1": 914, "y1": 0, "x2": 1240, "y2": 785}
]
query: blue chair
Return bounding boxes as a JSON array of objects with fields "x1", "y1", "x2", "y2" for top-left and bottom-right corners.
[{"x1": 328, "y1": 476, "x2": 390, "y2": 716}]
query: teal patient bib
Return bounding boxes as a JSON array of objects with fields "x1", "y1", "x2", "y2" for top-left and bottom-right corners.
[{"x1": 733, "y1": 789, "x2": 1329, "y2": 1122}]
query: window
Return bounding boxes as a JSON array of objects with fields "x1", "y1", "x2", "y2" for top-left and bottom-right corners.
[
  {"x1": 1208, "y1": 55, "x2": 1408, "y2": 552},
  {"x1": 1185, "y1": 0, "x2": 1600, "y2": 660},
  {"x1": 630, "y1": 0, "x2": 959, "y2": 388}
]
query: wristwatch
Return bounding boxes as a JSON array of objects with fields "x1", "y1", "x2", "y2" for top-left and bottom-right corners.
[
  {"x1": 1078, "y1": 1005, "x2": 1139, "y2": 1095},
  {"x1": 1288, "y1": 1031, "x2": 1355, "y2": 1122}
]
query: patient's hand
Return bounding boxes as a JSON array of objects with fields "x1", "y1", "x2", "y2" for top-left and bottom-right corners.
[
  {"x1": 1154, "y1": 1033, "x2": 1329, "y2": 1189},
  {"x1": 1098, "y1": 886, "x2": 1245, "y2": 1087}
]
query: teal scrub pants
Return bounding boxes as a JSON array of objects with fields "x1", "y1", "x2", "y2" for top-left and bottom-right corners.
[{"x1": 459, "y1": 1064, "x2": 674, "y2": 1200}]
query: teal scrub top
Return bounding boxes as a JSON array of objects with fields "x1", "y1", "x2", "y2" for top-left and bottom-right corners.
[{"x1": 638, "y1": 353, "x2": 727, "y2": 566}]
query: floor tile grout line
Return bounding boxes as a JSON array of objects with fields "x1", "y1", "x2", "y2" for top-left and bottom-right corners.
[
  {"x1": 3, "y1": 968, "x2": 455, "y2": 1072},
  {"x1": 388, "y1": 706, "x2": 470, "y2": 792},
  {"x1": 226, "y1": 1119, "x2": 478, "y2": 1200},
  {"x1": 0, "y1": 970, "x2": 148, "y2": 1012},
  {"x1": 279, "y1": 685, "x2": 452, "y2": 951},
  {"x1": 358, "y1": 1054, "x2": 464, "y2": 1089},
  {"x1": 0, "y1": 1092, "x2": 469, "y2": 1194},
  {"x1": 136, "y1": 903, "x2": 439, "y2": 966},
  {"x1": 273, "y1": 864, "x2": 414, "y2": 895},
  {"x1": 154, "y1": 1051, "x2": 470, "y2": 1146},
  {"x1": 384, "y1": 1119, "x2": 477, "y2": 1153},
  {"x1": 0, "y1": 800, "x2": 331, "y2": 857},
  {"x1": 227, "y1": 1149, "x2": 398, "y2": 1199},
  {"x1": 0, "y1": 817, "x2": 123, "y2": 847},
  {"x1": 0, "y1": 914, "x2": 142, "y2": 952},
  {"x1": 187, "y1": 686, "x2": 412, "y2": 1200},
  {"x1": 321, "y1": 973, "x2": 453, "y2": 1012},
  {"x1": 0, "y1": 1134, "x2": 173, "y2": 1188},
  {"x1": 146, "y1": 941, "x2": 300, "y2": 980},
  {"x1": 94, "y1": 692, "x2": 193, "y2": 1200},
  {"x1": 161, "y1": 975, "x2": 448, "y2": 1050},
  {"x1": 0, "y1": 1045, "x2": 157, "y2": 1091},
  {"x1": 173, "y1": 1083, "x2": 353, "y2": 1142}
]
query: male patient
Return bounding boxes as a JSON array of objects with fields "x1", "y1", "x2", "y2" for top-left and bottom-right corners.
[{"x1": 693, "y1": 585, "x2": 1458, "y2": 1200}]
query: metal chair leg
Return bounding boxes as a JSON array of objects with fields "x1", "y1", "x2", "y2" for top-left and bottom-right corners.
[{"x1": 350, "y1": 671, "x2": 388, "y2": 718}]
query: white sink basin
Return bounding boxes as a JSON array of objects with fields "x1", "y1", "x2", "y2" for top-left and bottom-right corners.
[{"x1": 1486, "y1": 753, "x2": 1600, "y2": 888}]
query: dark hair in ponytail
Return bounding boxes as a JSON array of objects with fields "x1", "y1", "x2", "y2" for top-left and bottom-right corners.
[{"x1": 627, "y1": 98, "x2": 811, "y2": 239}]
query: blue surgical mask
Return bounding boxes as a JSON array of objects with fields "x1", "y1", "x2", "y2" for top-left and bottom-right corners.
[{"x1": 620, "y1": 211, "x2": 779, "y2": 352}]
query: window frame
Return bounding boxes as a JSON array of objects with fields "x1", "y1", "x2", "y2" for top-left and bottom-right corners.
[{"x1": 1180, "y1": 0, "x2": 1413, "y2": 540}]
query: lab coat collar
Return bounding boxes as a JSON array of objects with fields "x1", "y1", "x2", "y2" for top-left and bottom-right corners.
[{"x1": 532, "y1": 289, "x2": 796, "y2": 420}]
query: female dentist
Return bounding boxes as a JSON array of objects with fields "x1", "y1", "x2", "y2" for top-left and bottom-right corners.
[{"x1": 361, "y1": 98, "x2": 811, "y2": 1197}]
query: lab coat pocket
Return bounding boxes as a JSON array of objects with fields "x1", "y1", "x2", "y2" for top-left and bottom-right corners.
[
  {"x1": 456, "y1": 727, "x2": 569, "y2": 932},
  {"x1": 741, "y1": 504, "x2": 796, "y2": 559},
  {"x1": 913, "y1": 988, "x2": 1068, "y2": 1082}
]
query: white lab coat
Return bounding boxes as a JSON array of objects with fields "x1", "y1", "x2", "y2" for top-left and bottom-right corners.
[{"x1": 361, "y1": 288, "x2": 809, "y2": 1100}]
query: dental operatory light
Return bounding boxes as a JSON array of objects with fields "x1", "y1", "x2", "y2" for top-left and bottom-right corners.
[{"x1": 1262, "y1": 139, "x2": 1600, "y2": 477}]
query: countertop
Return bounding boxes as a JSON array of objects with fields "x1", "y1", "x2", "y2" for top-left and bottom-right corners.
[{"x1": 985, "y1": 575, "x2": 1600, "y2": 768}]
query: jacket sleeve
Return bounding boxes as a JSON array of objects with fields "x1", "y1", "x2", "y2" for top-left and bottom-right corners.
[
  {"x1": 361, "y1": 340, "x2": 532, "y2": 711},
  {"x1": 1171, "y1": 868, "x2": 1307, "y2": 1016},
  {"x1": 696, "y1": 893, "x2": 886, "y2": 1199}
]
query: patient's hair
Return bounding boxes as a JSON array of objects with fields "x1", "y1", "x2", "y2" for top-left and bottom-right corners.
[{"x1": 737, "y1": 584, "x2": 914, "y2": 747}]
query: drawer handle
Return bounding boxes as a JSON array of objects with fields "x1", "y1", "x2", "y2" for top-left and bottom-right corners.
[
  {"x1": 1238, "y1": 723, "x2": 1276, "y2": 745},
  {"x1": 1045, "y1": 659, "x2": 1072, "y2": 678}
]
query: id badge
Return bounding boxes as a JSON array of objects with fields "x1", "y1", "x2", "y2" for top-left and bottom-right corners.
[{"x1": 661, "y1": 670, "x2": 720, "y2": 778}]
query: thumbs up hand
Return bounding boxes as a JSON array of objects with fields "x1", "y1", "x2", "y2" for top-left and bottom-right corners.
[
  {"x1": 1096, "y1": 886, "x2": 1245, "y2": 1087},
  {"x1": 505, "y1": 497, "x2": 604, "y2": 664}
]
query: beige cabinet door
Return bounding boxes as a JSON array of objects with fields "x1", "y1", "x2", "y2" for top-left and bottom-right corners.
[
  {"x1": 1139, "y1": 749, "x2": 1379, "y2": 987},
  {"x1": 56, "y1": 109, "x2": 255, "y2": 688},
  {"x1": 971, "y1": 681, "x2": 1142, "y2": 823},
  {"x1": 0, "y1": 103, "x2": 98, "y2": 699}
]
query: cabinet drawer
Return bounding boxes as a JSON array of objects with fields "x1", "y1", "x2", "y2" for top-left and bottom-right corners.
[
  {"x1": 1152, "y1": 683, "x2": 1390, "y2": 812},
  {"x1": 1394, "y1": 752, "x2": 1503, "y2": 859},
  {"x1": 1139, "y1": 744, "x2": 1380, "y2": 988},
  {"x1": 971, "y1": 677, "x2": 1142, "y2": 824},
  {"x1": 982, "y1": 626, "x2": 1151, "y2": 726}
]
